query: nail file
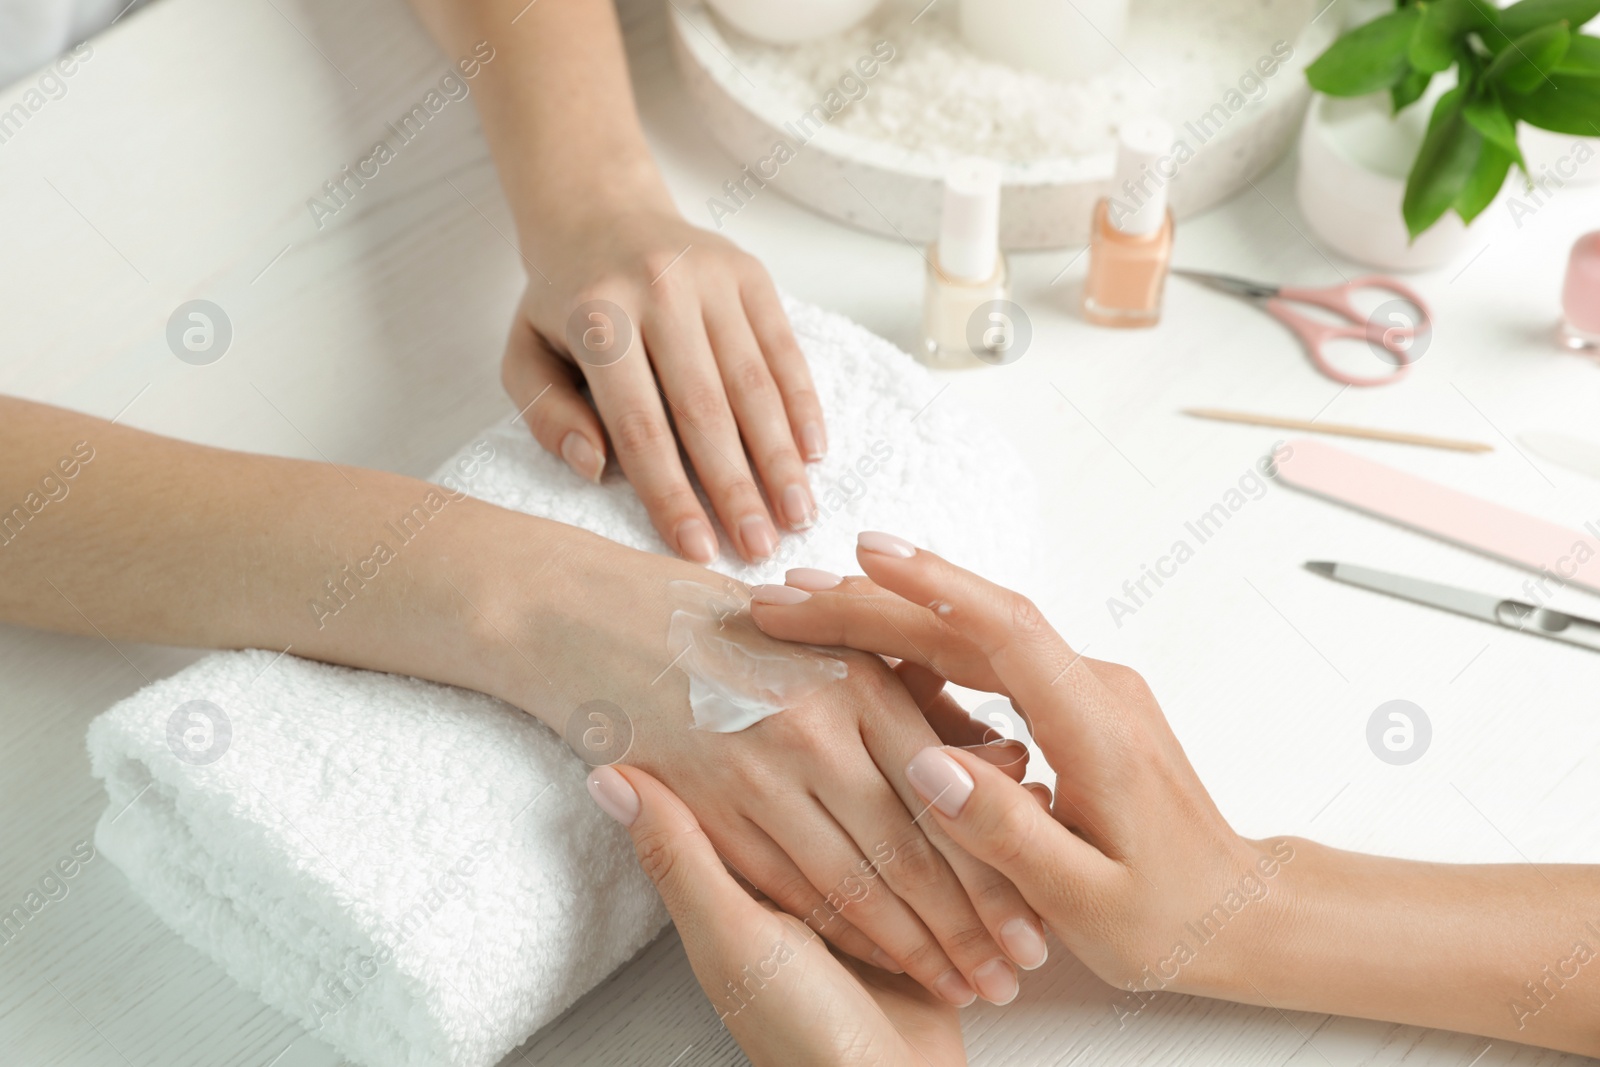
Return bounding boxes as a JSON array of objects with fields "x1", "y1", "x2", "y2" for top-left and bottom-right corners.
[
  {"x1": 1274, "y1": 438, "x2": 1600, "y2": 595},
  {"x1": 1522, "y1": 432, "x2": 1600, "y2": 483}
]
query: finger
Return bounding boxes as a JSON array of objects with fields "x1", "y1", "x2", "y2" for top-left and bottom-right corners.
[
  {"x1": 891, "y1": 660, "x2": 980, "y2": 745},
  {"x1": 758, "y1": 791, "x2": 976, "y2": 1006},
  {"x1": 704, "y1": 300, "x2": 817, "y2": 533},
  {"x1": 750, "y1": 574, "x2": 1003, "y2": 693},
  {"x1": 853, "y1": 532, "x2": 1117, "y2": 754},
  {"x1": 961, "y1": 741, "x2": 1029, "y2": 782},
  {"x1": 503, "y1": 316, "x2": 607, "y2": 483},
  {"x1": 1024, "y1": 782, "x2": 1054, "y2": 810},
  {"x1": 905, "y1": 746, "x2": 1106, "y2": 924},
  {"x1": 644, "y1": 306, "x2": 780, "y2": 562},
  {"x1": 579, "y1": 320, "x2": 721, "y2": 564},
  {"x1": 739, "y1": 269, "x2": 826, "y2": 463},
  {"x1": 708, "y1": 816, "x2": 891, "y2": 970},
  {"x1": 860, "y1": 695, "x2": 1049, "y2": 986}
]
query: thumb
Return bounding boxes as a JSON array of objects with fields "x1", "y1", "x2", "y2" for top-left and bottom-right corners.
[
  {"x1": 587, "y1": 764, "x2": 755, "y2": 929},
  {"x1": 503, "y1": 315, "x2": 607, "y2": 483},
  {"x1": 905, "y1": 746, "x2": 1102, "y2": 907}
]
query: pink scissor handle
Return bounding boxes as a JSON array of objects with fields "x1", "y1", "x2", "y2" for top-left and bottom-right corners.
[{"x1": 1269, "y1": 276, "x2": 1434, "y2": 388}]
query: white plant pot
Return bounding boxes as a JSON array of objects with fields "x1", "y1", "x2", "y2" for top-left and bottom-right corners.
[
  {"x1": 1296, "y1": 90, "x2": 1478, "y2": 272},
  {"x1": 702, "y1": 0, "x2": 882, "y2": 43}
]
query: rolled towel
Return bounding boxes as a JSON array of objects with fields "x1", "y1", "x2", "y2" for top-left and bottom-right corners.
[{"x1": 86, "y1": 298, "x2": 1039, "y2": 1067}]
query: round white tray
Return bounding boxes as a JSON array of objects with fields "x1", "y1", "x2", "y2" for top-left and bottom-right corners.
[{"x1": 671, "y1": 0, "x2": 1338, "y2": 249}]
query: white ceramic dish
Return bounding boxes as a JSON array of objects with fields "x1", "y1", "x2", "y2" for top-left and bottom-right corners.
[{"x1": 670, "y1": 0, "x2": 1337, "y2": 249}]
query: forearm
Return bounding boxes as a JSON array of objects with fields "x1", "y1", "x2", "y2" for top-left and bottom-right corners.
[
  {"x1": 1240, "y1": 839, "x2": 1600, "y2": 1055},
  {"x1": 0, "y1": 398, "x2": 599, "y2": 725},
  {"x1": 408, "y1": 0, "x2": 673, "y2": 251}
]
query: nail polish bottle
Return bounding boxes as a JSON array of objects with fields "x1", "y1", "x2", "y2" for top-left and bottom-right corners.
[
  {"x1": 921, "y1": 157, "x2": 1009, "y2": 368},
  {"x1": 1560, "y1": 231, "x2": 1600, "y2": 353},
  {"x1": 1083, "y1": 118, "x2": 1176, "y2": 329}
]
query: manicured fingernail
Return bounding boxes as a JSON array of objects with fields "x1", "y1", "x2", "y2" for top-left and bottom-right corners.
[
  {"x1": 999, "y1": 918, "x2": 1048, "y2": 970},
  {"x1": 962, "y1": 739, "x2": 1027, "y2": 772},
  {"x1": 560, "y1": 432, "x2": 604, "y2": 483},
  {"x1": 587, "y1": 765, "x2": 639, "y2": 827},
  {"x1": 786, "y1": 567, "x2": 842, "y2": 591},
  {"x1": 870, "y1": 948, "x2": 903, "y2": 973},
  {"x1": 740, "y1": 516, "x2": 778, "y2": 560},
  {"x1": 800, "y1": 422, "x2": 826, "y2": 462},
  {"x1": 858, "y1": 531, "x2": 916, "y2": 558},
  {"x1": 781, "y1": 483, "x2": 817, "y2": 530},
  {"x1": 906, "y1": 748, "x2": 973, "y2": 818},
  {"x1": 751, "y1": 583, "x2": 811, "y2": 605},
  {"x1": 676, "y1": 519, "x2": 718, "y2": 564},
  {"x1": 933, "y1": 969, "x2": 977, "y2": 1007},
  {"x1": 973, "y1": 958, "x2": 1019, "y2": 1005}
]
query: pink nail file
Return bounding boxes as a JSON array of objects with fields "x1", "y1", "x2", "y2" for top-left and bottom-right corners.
[{"x1": 1274, "y1": 437, "x2": 1600, "y2": 595}]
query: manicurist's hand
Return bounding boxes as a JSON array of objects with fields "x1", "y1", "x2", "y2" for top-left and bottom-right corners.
[
  {"x1": 588, "y1": 763, "x2": 966, "y2": 1067},
  {"x1": 750, "y1": 537, "x2": 1600, "y2": 1057},
  {"x1": 754, "y1": 536, "x2": 1284, "y2": 1004}
]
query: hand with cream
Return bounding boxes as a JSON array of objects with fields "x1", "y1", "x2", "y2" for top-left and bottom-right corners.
[{"x1": 750, "y1": 535, "x2": 1600, "y2": 1056}]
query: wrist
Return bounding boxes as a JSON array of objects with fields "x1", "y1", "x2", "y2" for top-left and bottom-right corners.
[{"x1": 512, "y1": 154, "x2": 676, "y2": 256}]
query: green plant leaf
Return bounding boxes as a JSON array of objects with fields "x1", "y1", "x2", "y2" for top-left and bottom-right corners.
[
  {"x1": 1411, "y1": 0, "x2": 1499, "y2": 72},
  {"x1": 1555, "y1": 33, "x2": 1600, "y2": 73},
  {"x1": 1486, "y1": 22, "x2": 1572, "y2": 91},
  {"x1": 1504, "y1": 73, "x2": 1600, "y2": 132},
  {"x1": 1392, "y1": 65, "x2": 1434, "y2": 109},
  {"x1": 1497, "y1": 0, "x2": 1600, "y2": 42},
  {"x1": 1404, "y1": 88, "x2": 1485, "y2": 237},
  {"x1": 1307, "y1": 7, "x2": 1424, "y2": 95},
  {"x1": 1462, "y1": 89, "x2": 1526, "y2": 167},
  {"x1": 1454, "y1": 140, "x2": 1514, "y2": 221}
]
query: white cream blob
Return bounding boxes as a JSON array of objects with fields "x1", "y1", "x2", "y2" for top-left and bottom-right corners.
[{"x1": 666, "y1": 580, "x2": 848, "y2": 732}]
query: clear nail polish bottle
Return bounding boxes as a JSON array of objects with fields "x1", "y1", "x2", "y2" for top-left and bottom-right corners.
[
  {"x1": 1560, "y1": 231, "x2": 1600, "y2": 353},
  {"x1": 921, "y1": 157, "x2": 1009, "y2": 368},
  {"x1": 1083, "y1": 118, "x2": 1176, "y2": 329}
]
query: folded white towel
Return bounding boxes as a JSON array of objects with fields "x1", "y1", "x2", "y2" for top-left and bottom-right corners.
[{"x1": 86, "y1": 297, "x2": 1038, "y2": 1067}]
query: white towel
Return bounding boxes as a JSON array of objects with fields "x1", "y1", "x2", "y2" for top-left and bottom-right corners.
[{"x1": 86, "y1": 298, "x2": 1039, "y2": 1067}]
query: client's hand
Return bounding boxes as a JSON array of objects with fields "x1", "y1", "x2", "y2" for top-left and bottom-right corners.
[
  {"x1": 484, "y1": 533, "x2": 1047, "y2": 1007},
  {"x1": 750, "y1": 535, "x2": 1291, "y2": 1002},
  {"x1": 589, "y1": 763, "x2": 966, "y2": 1067}
]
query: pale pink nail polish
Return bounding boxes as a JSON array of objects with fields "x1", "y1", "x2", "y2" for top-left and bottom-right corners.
[
  {"x1": 786, "y1": 567, "x2": 842, "y2": 591},
  {"x1": 870, "y1": 947, "x2": 904, "y2": 973},
  {"x1": 906, "y1": 748, "x2": 974, "y2": 817},
  {"x1": 587, "y1": 766, "x2": 639, "y2": 826},
  {"x1": 676, "y1": 519, "x2": 718, "y2": 564},
  {"x1": 933, "y1": 970, "x2": 977, "y2": 1007},
  {"x1": 999, "y1": 917, "x2": 1048, "y2": 970},
  {"x1": 782, "y1": 484, "x2": 816, "y2": 529},
  {"x1": 1561, "y1": 231, "x2": 1600, "y2": 352},
  {"x1": 857, "y1": 531, "x2": 916, "y2": 559},
  {"x1": 751, "y1": 584, "x2": 811, "y2": 605},
  {"x1": 560, "y1": 431, "x2": 604, "y2": 483},
  {"x1": 741, "y1": 516, "x2": 778, "y2": 560},
  {"x1": 973, "y1": 958, "x2": 1019, "y2": 1005},
  {"x1": 800, "y1": 422, "x2": 826, "y2": 462}
]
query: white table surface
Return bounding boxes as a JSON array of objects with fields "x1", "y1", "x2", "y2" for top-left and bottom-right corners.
[{"x1": 2, "y1": 0, "x2": 1599, "y2": 1064}]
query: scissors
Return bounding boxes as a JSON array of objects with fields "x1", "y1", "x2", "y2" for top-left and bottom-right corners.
[{"x1": 1174, "y1": 269, "x2": 1433, "y2": 388}]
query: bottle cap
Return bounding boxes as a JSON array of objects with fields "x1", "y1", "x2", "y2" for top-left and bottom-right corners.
[
  {"x1": 937, "y1": 157, "x2": 1002, "y2": 282},
  {"x1": 1109, "y1": 118, "x2": 1175, "y2": 237}
]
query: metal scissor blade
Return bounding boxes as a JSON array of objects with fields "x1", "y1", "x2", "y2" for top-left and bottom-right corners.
[
  {"x1": 1306, "y1": 561, "x2": 1503, "y2": 624},
  {"x1": 1171, "y1": 269, "x2": 1279, "y2": 300}
]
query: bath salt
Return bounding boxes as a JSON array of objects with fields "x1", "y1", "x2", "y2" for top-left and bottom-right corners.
[{"x1": 720, "y1": 0, "x2": 1310, "y2": 163}]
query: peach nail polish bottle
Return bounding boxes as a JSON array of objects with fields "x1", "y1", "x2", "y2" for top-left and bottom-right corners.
[
  {"x1": 1560, "y1": 231, "x2": 1600, "y2": 353},
  {"x1": 1084, "y1": 118, "x2": 1175, "y2": 329},
  {"x1": 921, "y1": 157, "x2": 1009, "y2": 368}
]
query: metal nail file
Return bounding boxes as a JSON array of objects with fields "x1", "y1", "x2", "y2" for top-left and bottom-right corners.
[{"x1": 1306, "y1": 560, "x2": 1600, "y2": 653}]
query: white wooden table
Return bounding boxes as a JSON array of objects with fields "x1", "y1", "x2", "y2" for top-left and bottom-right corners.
[{"x1": 2, "y1": 0, "x2": 1598, "y2": 1064}]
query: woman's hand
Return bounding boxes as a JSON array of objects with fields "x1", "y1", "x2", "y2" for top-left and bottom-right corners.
[
  {"x1": 588, "y1": 763, "x2": 966, "y2": 1067},
  {"x1": 750, "y1": 536, "x2": 1290, "y2": 1004},
  {"x1": 481, "y1": 532, "x2": 1047, "y2": 1008},
  {"x1": 505, "y1": 203, "x2": 824, "y2": 566}
]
